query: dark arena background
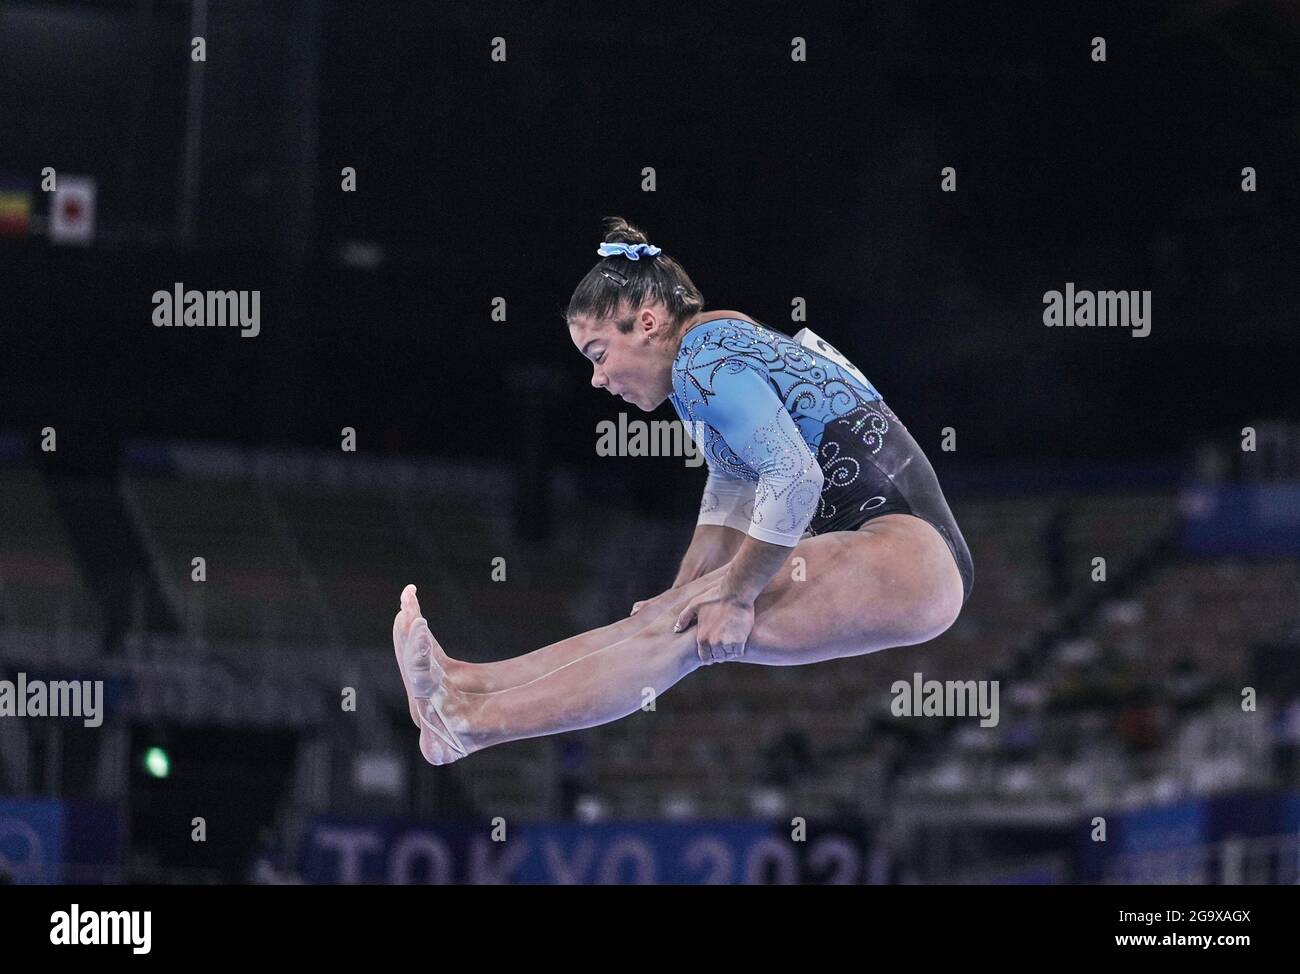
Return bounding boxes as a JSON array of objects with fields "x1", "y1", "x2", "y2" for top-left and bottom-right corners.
[{"x1": 1, "y1": 0, "x2": 1298, "y2": 954}]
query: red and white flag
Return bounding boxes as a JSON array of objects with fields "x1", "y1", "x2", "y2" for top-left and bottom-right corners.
[{"x1": 50, "y1": 175, "x2": 97, "y2": 245}]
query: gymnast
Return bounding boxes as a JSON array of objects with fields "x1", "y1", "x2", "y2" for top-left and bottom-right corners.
[{"x1": 394, "y1": 217, "x2": 974, "y2": 764}]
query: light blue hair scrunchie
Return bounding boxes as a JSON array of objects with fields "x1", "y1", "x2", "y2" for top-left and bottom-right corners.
[{"x1": 597, "y1": 241, "x2": 662, "y2": 260}]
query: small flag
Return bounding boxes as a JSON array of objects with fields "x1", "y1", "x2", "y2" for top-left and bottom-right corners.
[
  {"x1": 0, "y1": 173, "x2": 32, "y2": 236},
  {"x1": 50, "y1": 174, "x2": 97, "y2": 245}
]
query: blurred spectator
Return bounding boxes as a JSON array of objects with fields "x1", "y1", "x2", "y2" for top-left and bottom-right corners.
[
  {"x1": 1044, "y1": 503, "x2": 1072, "y2": 600},
  {"x1": 765, "y1": 728, "x2": 815, "y2": 788},
  {"x1": 1271, "y1": 696, "x2": 1300, "y2": 784},
  {"x1": 1168, "y1": 656, "x2": 1214, "y2": 713},
  {"x1": 1115, "y1": 690, "x2": 1167, "y2": 753}
]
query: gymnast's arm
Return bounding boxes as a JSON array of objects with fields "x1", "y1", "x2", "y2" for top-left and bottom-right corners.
[
  {"x1": 671, "y1": 427, "x2": 757, "y2": 586},
  {"x1": 695, "y1": 365, "x2": 824, "y2": 605},
  {"x1": 672, "y1": 522, "x2": 746, "y2": 588}
]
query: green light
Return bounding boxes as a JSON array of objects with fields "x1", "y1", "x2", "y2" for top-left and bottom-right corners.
[{"x1": 143, "y1": 747, "x2": 170, "y2": 778}]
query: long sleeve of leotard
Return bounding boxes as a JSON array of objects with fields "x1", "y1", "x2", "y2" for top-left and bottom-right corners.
[{"x1": 690, "y1": 361, "x2": 824, "y2": 546}]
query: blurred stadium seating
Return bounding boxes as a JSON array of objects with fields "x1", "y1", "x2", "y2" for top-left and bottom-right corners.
[{"x1": 3, "y1": 433, "x2": 1298, "y2": 882}]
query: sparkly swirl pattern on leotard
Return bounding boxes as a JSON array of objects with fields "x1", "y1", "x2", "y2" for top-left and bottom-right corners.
[{"x1": 669, "y1": 319, "x2": 888, "y2": 545}]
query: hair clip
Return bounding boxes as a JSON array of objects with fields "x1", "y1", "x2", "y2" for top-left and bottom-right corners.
[{"x1": 599, "y1": 268, "x2": 629, "y2": 287}]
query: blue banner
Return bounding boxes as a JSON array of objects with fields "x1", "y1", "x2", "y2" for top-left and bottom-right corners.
[
  {"x1": 0, "y1": 799, "x2": 65, "y2": 884},
  {"x1": 300, "y1": 817, "x2": 871, "y2": 884},
  {"x1": 0, "y1": 799, "x2": 123, "y2": 885},
  {"x1": 1074, "y1": 791, "x2": 1300, "y2": 881},
  {"x1": 1074, "y1": 798, "x2": 1208, "y2": 882},
  {"x1": 1181, "y1": 483, "x2": 1300, "y2": 556}
]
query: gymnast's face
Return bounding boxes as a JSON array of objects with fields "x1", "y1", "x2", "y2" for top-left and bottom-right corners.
[{"x1": 570, "y1": 302, "x2": 682, "y2": 411}]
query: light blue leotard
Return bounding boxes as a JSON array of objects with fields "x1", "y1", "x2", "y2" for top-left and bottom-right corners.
[{"x1": 668, "y1": 317, "x2": 884, "y2": 547}]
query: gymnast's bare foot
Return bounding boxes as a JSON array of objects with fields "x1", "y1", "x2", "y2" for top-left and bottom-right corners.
[
  {"x1": 401, "y1": 616, "x2": 472, "y2": 765},
  {"x1": 393, "y1": 584, "x2": 474, "y2": 706}
]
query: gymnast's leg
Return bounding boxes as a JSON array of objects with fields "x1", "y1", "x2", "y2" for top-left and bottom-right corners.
[
  {"x1": 407, "y1": 515, "x2": 963, "y2": 763},
  {"x1": 393, "y1": 564, "x2": 730, "y2": 701}
]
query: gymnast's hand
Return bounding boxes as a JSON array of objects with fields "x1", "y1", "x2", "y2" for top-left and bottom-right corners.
[{"x1": 674, "y1": 590, "x2": 754, "y2": 664}]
